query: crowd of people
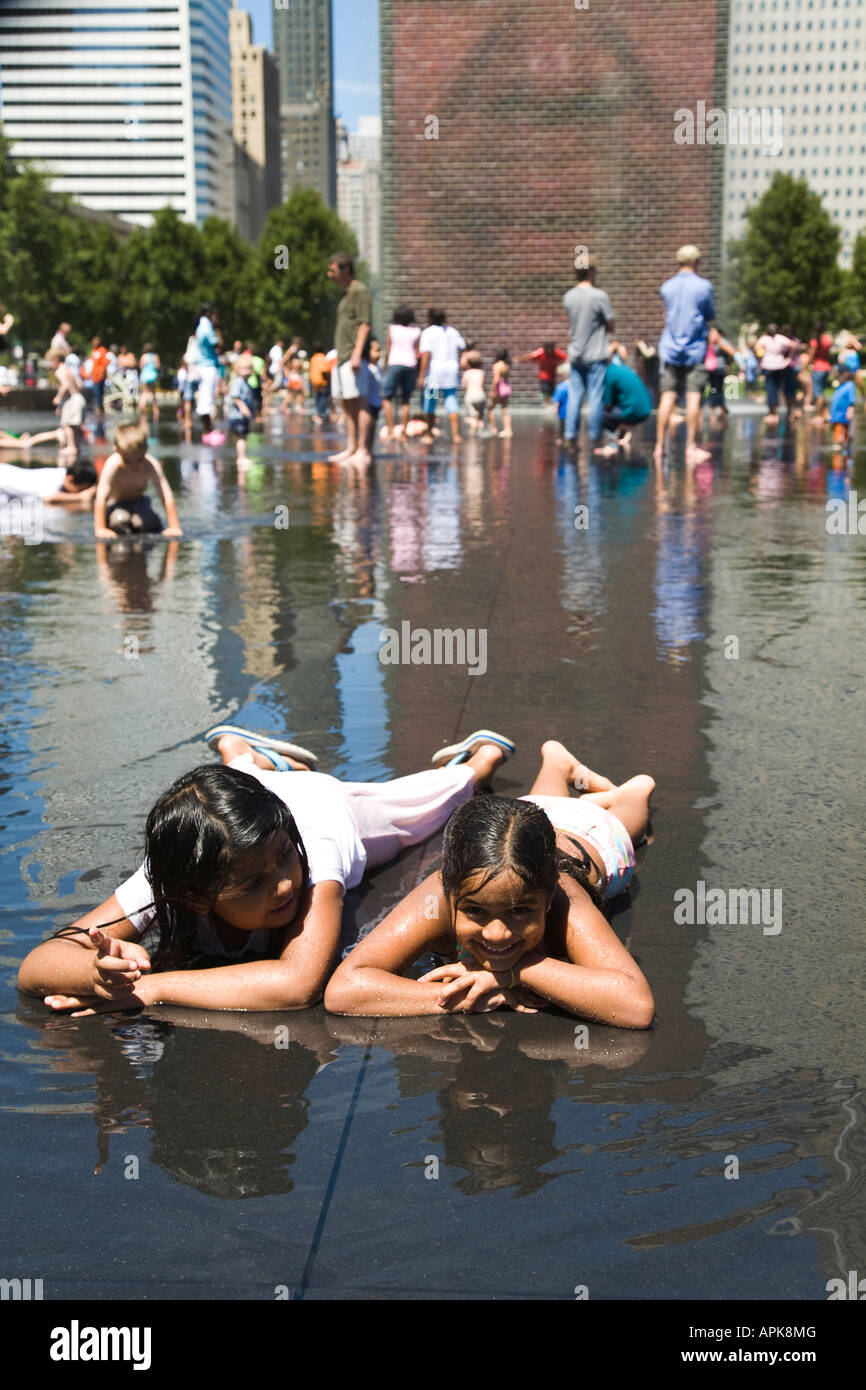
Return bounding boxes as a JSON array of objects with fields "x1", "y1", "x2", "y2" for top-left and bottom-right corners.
[{"x1": 0, "y1": 244, "x2": 862, "y2": 545}]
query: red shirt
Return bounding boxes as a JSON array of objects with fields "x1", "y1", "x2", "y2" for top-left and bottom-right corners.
[
  {"x1": 809, "y1": 335, "x2": 832, "y2": 372},
  {"x1": 529, "y1": 346, "x2": 567, "y2": 381}
]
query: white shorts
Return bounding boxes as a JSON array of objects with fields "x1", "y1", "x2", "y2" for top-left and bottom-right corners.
[
  {"x1": 196, "y1": 364, "x2": 219, "y2": 416},
  {"x1": 60, "y1": 393, "x2": 86, "y2": 428},
  {"x1": 331, "y1": 359, "x2": 370, "y2": 402}
]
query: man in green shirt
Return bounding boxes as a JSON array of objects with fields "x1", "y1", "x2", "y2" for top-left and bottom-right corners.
[{"x1": 326, "y1": 252, "x2": 372, "y2": 464}]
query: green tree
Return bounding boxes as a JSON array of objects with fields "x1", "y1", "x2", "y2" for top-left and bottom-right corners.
[
  {"x1": 727, "y1": 174, "x2": 844, "y2": 335},
  {"x1": 199, "y1": 215, "x2": 257, "y2": 346},
  {"x1": 253, "y1": 188, "x2": 362, "y2": 346},
  {"x1": 836, "y1": 230, "x2": 866, "y2": 336},
  {"x1": 118, "y1": 206, "x2": 205, "y2": 360}
]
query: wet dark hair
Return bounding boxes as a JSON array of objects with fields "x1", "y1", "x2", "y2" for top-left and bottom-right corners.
[
  {"x1": 391, "y1": 304, "x2": 416, "y2": 327},
  {"x1": 140, "y1": 765, "x2": 310, "y2": 970},
  {"x1": 49, "y1": 766, "x2": 311, "y2": 967},
  {"x1": 542, "y1": 340, "x2": 555, "y2": 354},
  {"x1": 67, "y1": 458, "x2": 97, "y2": 486},
  {"x1": 441, "y1": 796, "x2": 602, "y2": 911},
  {"x1": 494, "y1": 348, "x2": 510, "y2": 365}
]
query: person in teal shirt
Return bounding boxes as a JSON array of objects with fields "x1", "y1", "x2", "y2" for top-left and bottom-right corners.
[{"x1": 596, "y1": 360, "x2": 652, "y2": 454}]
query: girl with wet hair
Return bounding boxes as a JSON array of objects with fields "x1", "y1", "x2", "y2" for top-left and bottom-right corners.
[
  {"x1": 19, "y1": 726, "x2": 513, "y2": 1014},
  {"x1": 325, "y1": 740, "x2": 656, "y2": 1026}
]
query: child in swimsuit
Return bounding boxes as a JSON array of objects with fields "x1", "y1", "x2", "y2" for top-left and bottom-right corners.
[
  {"x1": 94, "y1": 419, "x2": 183, "y2": 539},
  {"x1": 325, "y1": 739, "x2": 655, "y2": 1026},
  {"x1": 461, "y1": 352, "x2": 487, "y2": 434},
  {"x1": 488, "y1": 349, "x2": 513, "y2": 437}
]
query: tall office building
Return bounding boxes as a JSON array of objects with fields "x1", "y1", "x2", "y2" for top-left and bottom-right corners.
[
  {"x1": 723, "y1": 0, "x2": 866, "y2": 265},
  {"x1": 230, "y1": 4, "x2": 281, "y2": 240},
  {"x1": 0, "y1": 0, "x2": 234, "y2": 228},
  {"x1": 338, "y1": 115, "x2": 381, "y2": 274},
  {"x1": 273, "y1": 0, "x2": 336, "y2": 207}
]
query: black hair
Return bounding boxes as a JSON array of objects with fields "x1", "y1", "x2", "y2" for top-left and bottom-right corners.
[
  {"x1": 494, "y1": 348, "x2": 510, "y2": 365},
  {"x1": 428, "y1": 307, "x2": 447, "y2": 327},
  {"x1": 542, "y1": 340, "x2": 555, "y2": 353},
  {"x1": 141, "y1": 765, "x2": 310, "y2": 970},
  {"x1": 441, "y1": 796, "x2": 602, "y2": 912},
  {"x1": 67, "y1": 458, "x2": 97, "y2": 486},
  {"x1": 391, "y1": 304, "x2": 416, "y2": 327},
  {"x1": 49, "y1": 767, "x2": 311, "y2": 971}
]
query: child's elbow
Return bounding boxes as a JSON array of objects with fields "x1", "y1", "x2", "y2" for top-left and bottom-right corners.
[
  {"x1": 323, "y1": 970, "x2": 360, "y2": 1015},
  {"x1": 628, "y1": 985, "x2": 656, "y2": 1030}
]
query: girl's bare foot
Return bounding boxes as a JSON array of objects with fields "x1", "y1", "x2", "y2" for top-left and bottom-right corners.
[{"x1": 465, "y1": 742, "x2": 507, "y2": 789}]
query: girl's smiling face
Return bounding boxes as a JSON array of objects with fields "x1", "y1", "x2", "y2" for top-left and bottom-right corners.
[
  {"x1": 452, "y1": 867, "x2": 549, "y2": 972},
  {"x1": 213, "y1": 835, "x2": 304, "y2": 934}
]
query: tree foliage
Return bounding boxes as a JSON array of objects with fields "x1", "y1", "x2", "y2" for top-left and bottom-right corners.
[
  {"x1": 253, "y1": 188, "x2": 363, "y2": 347},
  {"x1": 727, "y1": 174, "x2": 844, "y2": 335},
  {"x1": 0, "y1": 128, "x2": 365, "y2": 359}
]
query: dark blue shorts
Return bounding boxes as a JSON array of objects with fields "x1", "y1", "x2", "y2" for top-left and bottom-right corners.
[
  {"x1": 229, "y1": 416, "x2": 250, "y2": 438},
  {"x1": 383, "y1": 364, "x2": 417, "y2": 404}
]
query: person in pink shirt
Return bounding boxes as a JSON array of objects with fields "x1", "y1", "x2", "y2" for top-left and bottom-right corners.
[
  {"x1": 756, "y1": 323, "x2": 794, "y2": 424},
  {"x1": 381, "y1": 306, "x2": 422, "y2": 442}
]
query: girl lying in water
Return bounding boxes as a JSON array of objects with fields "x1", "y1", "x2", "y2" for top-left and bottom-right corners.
[
  {"x1": 17, "y1": 727, "x2": 514, "y2": 1015},
  {"x1": 325, "y1": 741, "x2": 655, "y2": 1027}
]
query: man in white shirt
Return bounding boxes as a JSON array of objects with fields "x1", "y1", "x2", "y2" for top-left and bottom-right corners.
[{"x1": 417, "y1": 309, "x2": 466, "y2": 446}]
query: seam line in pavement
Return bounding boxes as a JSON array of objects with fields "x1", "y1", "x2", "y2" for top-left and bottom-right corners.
[{"x1": 293, "y1": 1044, "x2": 373, "y2": 1299}]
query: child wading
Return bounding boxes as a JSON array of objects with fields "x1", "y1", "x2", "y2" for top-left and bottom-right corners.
[
  {"x1": 94, "y1": 420, "x2": 183, "y2": 539},
  {"x1": 325, "y1": 740, "x2": 655, "y2": 1026}
]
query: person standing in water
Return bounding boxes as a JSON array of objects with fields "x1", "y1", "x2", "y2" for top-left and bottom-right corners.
[{"x1": 654, "y1": 245, "x2": 715, "y2": 465}]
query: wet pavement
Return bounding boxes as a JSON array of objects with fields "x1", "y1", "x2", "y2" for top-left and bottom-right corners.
[{"x1": 1, "y1": 407, "x2": 864, "y2": 1299}]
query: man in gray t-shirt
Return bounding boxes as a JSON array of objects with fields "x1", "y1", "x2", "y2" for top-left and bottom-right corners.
[{"x1": 562, "y1": 261, "x2": 615, "y2": 446}]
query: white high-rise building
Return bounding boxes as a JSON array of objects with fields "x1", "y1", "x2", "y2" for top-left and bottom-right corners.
[
  {"x1": 337, "y1": 115, "x2": 380, "y2": 275},
  {"x1": 0, "y1": 0, "x2": 234, "y2": 228},
  {"x1": 724, "y1": 0, "x2": 866, "y2": 265}
]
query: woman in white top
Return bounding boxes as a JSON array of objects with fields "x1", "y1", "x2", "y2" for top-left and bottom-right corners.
[{"x1": 381, "y1": 305, "x2": 422, "y2": 442}]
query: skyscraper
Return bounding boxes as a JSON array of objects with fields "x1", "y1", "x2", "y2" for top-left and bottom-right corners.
[
  {"x1": 723, "y1": 0, "x2": 866, "y2": 265},
  {"x1": 230, "y1": 5, "x2": 281, "y2": 240},
  {"x1": 338, "y1": 115, "x2": 381, "y2": 274},
  {"x1": 272, "y1": 0, "x2": 336, "y2": 207},
  {"x1": 0, "y1": 0, "x2": 234, "y2": 228}
]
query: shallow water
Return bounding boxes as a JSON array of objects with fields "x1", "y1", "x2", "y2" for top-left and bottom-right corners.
[{"x1": 1, "y1": 409, "x2": 864, "y2": 1299}]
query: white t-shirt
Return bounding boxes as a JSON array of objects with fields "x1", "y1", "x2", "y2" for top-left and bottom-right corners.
[
  {"x1": 269, "y1": 344, "x2": 284, "y2": 375},
  {"x1": 387, "y1": 324, "x2": 421, "y2": 368},
  {"x1": 419, "y1": 325, "x2": 466, "y2": 390},
  {"x1": 0, "y1": 463, "x2": 66, "y2": 499},
  {"x1": 114, "y1": 761, "x2": 367, "y2": 943}
]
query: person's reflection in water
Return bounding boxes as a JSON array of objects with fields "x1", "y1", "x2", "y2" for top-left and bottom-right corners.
[
  {"x1": 95, "y1": 537, "x2": 179, "y2": 616},
  {"x1": 27, "y1": 1003, "x2": 335, "y2": 1199},
  {"x1": 328, "y1": 1012, "x2": 651, "y2": 1198}
]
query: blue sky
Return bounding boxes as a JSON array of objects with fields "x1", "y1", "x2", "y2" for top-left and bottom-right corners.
[{"x1": 244, "y1": 0, "x2": 380, "y2": 132}]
